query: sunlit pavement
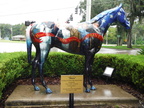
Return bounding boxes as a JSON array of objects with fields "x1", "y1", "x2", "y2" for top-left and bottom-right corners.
[{"x1": 0, "y1": 42, "x2": 140, "y2": 55}]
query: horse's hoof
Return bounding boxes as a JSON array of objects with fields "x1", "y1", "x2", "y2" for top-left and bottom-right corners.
[
  {"x1": 85, "y1": 89, "x2": 90, "y2": 93},
  {"x1": 46, "y1": 88, "x2": 52, "y2": 94},
  {"x1": 90, "y1": 86, "x2": 96, "y2": 90},
  {"x1": 34, "y1": 86, "x2": 40, "y2": 91}
]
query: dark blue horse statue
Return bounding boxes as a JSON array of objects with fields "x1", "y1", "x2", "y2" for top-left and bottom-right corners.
[{"x1": 25, "y1": 4, "x2": 130, "y2": 93}]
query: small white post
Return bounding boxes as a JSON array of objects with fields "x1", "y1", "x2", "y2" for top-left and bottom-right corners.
[
  {"x1": 86, "y1": 0, "x2": 91, "y2": 21},
  {"x1": 0, "y1": 29, "x2": 1, "y2": 39}
]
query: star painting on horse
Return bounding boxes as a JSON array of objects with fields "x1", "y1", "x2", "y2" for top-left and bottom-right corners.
[{"x1": 25, "y1": 4, "x2": 130, "y2": 94}]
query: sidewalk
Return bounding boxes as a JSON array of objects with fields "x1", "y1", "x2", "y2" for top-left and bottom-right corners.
[{"x1": 0, "y1": 42, "x2": 140, "y2": 55}]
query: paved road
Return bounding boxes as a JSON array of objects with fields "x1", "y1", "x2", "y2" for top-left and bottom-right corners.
[
  {"x1": 97, "y1": 48, "x2": 140, "y2": 55},
  {"x1": 0, "y1": 42, "x2": 140, "y2": 55}
]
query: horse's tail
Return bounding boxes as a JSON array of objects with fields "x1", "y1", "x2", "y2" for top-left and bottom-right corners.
[{"x1": 25, "y1": 23, "x2": 32, "y2": 64}]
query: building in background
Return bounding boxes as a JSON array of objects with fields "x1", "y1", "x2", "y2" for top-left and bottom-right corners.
[{"x1": 12, "y1": 35, "x2": 26, "y2": 41}]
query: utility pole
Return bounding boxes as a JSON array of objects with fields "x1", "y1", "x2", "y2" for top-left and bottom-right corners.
[
  {"x1": 106, "y1": 31, "x2": 109, "y2": 45},
  {"x1": 0, "y1": 29, "x2": 1, "y2": 39},
  {"x1": 10, "y1": 26, "x2": 13, "y2": 40},
  {"x1": 86, "y1": 0, "x2": 91, "y2": 21}
]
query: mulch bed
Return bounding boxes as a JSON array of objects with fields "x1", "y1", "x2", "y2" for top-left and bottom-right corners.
[{"x1": 0, "y1": 77, "x2": 144, "y2": 108}]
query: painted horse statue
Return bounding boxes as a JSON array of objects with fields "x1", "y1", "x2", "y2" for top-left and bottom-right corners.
[{"x1": 25, "y1": 4, "x2": 130, "y2": 93}]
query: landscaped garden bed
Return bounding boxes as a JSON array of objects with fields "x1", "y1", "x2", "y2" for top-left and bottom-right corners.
[{"x1": 0, "y1": 52, "x2": 144, "y2": 107}]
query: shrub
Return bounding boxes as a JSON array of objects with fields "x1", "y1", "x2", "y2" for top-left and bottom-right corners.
[
  {"x1": 0, "y1": 52, "x2": 144, "y2": 99},
  {"x1": 138, "y1": 47, "x2": 144, "y2": 55},
  {"x1": 44, "y1": 53, "x2": 84, "y2": 76},
  {"x1": 0, "y1": 52, "x2": 31, "y2": 99}
]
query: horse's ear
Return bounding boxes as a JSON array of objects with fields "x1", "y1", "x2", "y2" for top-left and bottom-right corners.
[{"x1": 119, "y1": 3, "x2": 123, "y2": 8}]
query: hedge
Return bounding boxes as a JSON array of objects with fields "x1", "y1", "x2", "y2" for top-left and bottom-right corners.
[{"x1": 0, "y1": 52, "x2": 144, "y2": 99}]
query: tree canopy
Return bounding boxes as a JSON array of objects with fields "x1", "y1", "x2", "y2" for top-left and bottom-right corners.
[{"x1": 0, "y1": 23, "x2": 26, "y2": 40}]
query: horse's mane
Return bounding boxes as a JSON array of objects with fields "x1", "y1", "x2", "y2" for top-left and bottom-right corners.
[{"x1": 89, "y1": 4, "x2": 122, "y2": 23}]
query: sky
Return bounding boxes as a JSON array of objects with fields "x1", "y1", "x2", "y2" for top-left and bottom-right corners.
[{"x1": 0, "y1": 0, "x2": 82, "y2": 25}]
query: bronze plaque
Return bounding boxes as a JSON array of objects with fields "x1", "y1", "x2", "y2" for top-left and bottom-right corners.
[{"x1": 61, "y1": 75, "x2": 83, "y2": 93}]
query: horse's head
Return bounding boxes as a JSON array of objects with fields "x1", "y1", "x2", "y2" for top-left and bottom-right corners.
[
  {"x1": 89, "y1": 4, "x2": 130, "y2": 35},
  {"x1": 116, "y1": 4, "x2": 130, "y2": 29}
]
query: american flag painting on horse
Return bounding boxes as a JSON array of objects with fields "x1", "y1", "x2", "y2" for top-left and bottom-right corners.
[{"x1": 25, "y1": 4, "x2": 130, "y2": 94}]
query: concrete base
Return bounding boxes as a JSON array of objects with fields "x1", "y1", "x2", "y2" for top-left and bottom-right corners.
[{"x1": 5, "y1": 85, "x2": 139, "y2": 108}]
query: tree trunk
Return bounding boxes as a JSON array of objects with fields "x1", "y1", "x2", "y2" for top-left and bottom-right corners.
[
  {"x1": 117, "y1": 37, "x2": 123, "y2": 46},
  {"x1": 120, "y1": 37, "x2": 123, "y2": 46},
  {"x1": 127, "y1": 29, "x2": 132, "y2": 48},
  {"x1": 127, "y1": 16, "x2": 135, "y2": 48}
]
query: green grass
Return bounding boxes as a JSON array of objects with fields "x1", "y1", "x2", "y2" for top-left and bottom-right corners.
[
  {"x1": 102, "y1": 45, "x2": 144, "y2": 50},
  {"x1": 0, "y1": 40, "x2": 25, "y2": 43},
  {"x1": 102, "y1": 46, "x2": 130, "y2": 50},
  {"x1": 133, "y1": 45, "x2": 144, "y2": 49}
]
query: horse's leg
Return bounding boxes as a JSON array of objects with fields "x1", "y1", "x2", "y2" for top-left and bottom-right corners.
[
  {"x1": 31, "y1": 51, "x2": 40, "y2": 91},
  {"x1": 39, "y1": 42, "x2": 52, "y2": 94},
  {"x1": 84, "y1": 54, "x2": 91, "y2": 93},
  {"x1": 88, "y1": 55, "x2": 96, "y2": 90},
  {"x1": 38, "y1": 62, "x2": 52, "y2": 93},
  {"x1": 84, "y1": 49, "x2": 96, "y2": 92}
]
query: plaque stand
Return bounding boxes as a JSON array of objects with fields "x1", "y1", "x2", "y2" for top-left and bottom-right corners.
[
  {"x1": 69, "y1": 93, "x2": 74, "y2": 108},
  {"x1": 61, "y1": 75, "x2": 83, "y2": 108}
]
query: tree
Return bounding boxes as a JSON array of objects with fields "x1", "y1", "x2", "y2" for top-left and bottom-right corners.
[
  {"x1": 12, "y1": 23, "x2": 26, "y2": 36},
  {"x1": 116, "y1": 23, "x2": 127, "y2": 46},
  {"x1": 0, "y1": 24, "x2": 12, "y2": 39},
  {"x1": 123, "y1": 0, "x2": 144, "y2": 48},
  {"x1": 132, "y1": 21, "x2": 144, "y2": 45},
  {"x1": 20, "y1": 24, "x2": 26, "y2": 35},
  {"x1": 0, "y1": 23, "x2": 26, "y2": 40},
  {"x1": 104, "y1": 27, "x2": 117, "y2": 44}
]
